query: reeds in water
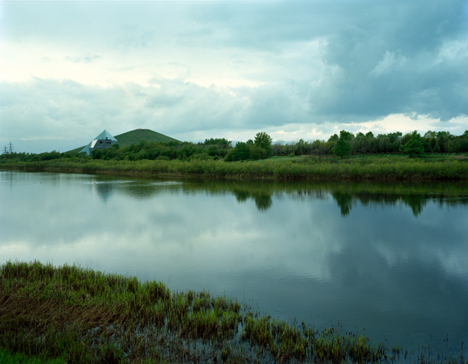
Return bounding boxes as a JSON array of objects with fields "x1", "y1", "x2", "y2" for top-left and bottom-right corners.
[{"x1": 1, "y1": 261, "x2": 466, "y2": 363}]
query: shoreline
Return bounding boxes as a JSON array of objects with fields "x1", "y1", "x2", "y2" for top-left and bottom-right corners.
[{"x1": 3, "y1": 261, "x2": 465, "y2": 363}]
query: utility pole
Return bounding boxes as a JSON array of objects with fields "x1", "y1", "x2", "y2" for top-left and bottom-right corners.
[{"x1": 8, "y1": 141, "x2": 14, "y2": 153}]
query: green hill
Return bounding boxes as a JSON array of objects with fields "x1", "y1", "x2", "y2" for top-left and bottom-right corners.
[
  {"x1": 114, "y1": 129, "x2": 179, "y2": 147},
  {"x1": 69, "y1": 129, "x2": 179, "y2": 153}
]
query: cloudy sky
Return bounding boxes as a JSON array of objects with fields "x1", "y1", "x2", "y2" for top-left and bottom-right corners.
[{"x1": 1, "y1": 0, "x2": 467, "y2": 153}]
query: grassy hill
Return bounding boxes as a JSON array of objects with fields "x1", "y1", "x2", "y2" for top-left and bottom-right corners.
[
  {"x1": 114, "y1": 129, "x2": 179, "y2": 147},
  {"x1": 69, "y1": 129, "x2": 179, "y2": 153}
]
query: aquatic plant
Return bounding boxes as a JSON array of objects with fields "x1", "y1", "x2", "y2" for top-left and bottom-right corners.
[{"x1": 1, "y1": 261, "x2": 464, "y2": 363}]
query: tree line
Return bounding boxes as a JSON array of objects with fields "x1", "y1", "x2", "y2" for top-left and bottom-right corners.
[
  {"x1": 273, "y1": 130, "x2": 468, "y2": 158},
  {"x1": 1, "y1": 130, "x2": 467, "y2": 163}
]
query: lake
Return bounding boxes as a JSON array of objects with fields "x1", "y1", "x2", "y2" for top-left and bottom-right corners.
[{"x1": 1, "y1": 170, "x2": 467, "y2": 358}]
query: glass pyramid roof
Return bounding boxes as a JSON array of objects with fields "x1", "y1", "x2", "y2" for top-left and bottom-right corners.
[
  {"x1": 94, "y1": 130, "x2": 118, "y2": 142},
  {"x1": 80, "y1": 130, "x2": 117, "y2": 155}
]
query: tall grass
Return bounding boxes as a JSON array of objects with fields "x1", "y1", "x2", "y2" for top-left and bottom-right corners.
[
  {"x1": 0, "y1": 347, "x2": 65, "y2": 364},
  {"x1": 5, "y1": 261, "x2": 448, "y2": 363},
  {"x1": 1, "y1": 154, "x2": 468, "y2": 181}
]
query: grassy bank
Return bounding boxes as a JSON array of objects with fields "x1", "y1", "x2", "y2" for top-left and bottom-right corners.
[
  {"x1": 1, "y1": 261, "x2": 466, "y2": 363},
  {"x1": 1, "y1": 154, "x2": 468, "y2": 181}
]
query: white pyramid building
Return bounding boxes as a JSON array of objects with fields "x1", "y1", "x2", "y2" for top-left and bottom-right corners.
[{"x1": 80, "y1": 130, "x2": 118, "y2": 155}]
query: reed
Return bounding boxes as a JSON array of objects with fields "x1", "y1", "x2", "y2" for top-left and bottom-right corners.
[
  {"x1": 1, "y1": 261, "x2": 465, "y2": 363},
  {"x1": 0, "y1": 347, "x2": 65, "y2": 364},
  {"x1": 2, "y1": 154, "x2": 468, "y2": 181}
]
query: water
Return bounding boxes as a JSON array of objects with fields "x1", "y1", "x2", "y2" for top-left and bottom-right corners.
[{"x1": 1, "y1": 170, "x2": 467, "y2": 358}]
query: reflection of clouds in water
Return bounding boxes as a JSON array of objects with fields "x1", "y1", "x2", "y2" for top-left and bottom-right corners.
[
  {"x1": 374, "y1": 242, "x2": 410, "y2": 267},
  {"x1": 2, "y1": 173, "x2": 467, "y2": 281},
  {"x1": 11, "y1": 181, "x2": 467, "y2": 281},
  {"x1": 363, "y1": 203, "x2": 468, "y2": 277},
  {"x1": 374, "y1": 238, "x2": 468, "y2": 277},
  {"x1": 1, "y1": 171, "x2": 468, "y2": 354}
]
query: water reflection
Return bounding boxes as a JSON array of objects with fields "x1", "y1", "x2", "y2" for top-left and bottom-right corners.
[
  {"x1": 1, "y1": 171, "x2": 467, "y2": 357},
  {"x1": 91, "y1": 181, "x2": 115, "y2": 202},
  {"x1": 83, "y1": 176, "x2": 468, "y2": 218},
  {"x1": 332, "y1": 191, "x2": 353, "y2": 216},
  {"x1": 234, "y1": 190, "x2": 273, "y2": 211}
]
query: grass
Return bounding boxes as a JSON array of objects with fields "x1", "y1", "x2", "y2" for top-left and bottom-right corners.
[
  {"x1": 264, "y1": 153, "x2": 468, "y2": 164},
  {"x1": 1, "y1": 261, "x2": 466, "y2": 363},
  {"x1": 263, "y1": 156, "x2": 307, "y2": 162},
  {"x1": 2, "y1": 153, "x2": 468, "y2": 181},
  {"x1": 0, "y1": 348, "x2": 65, "y2": 364}
]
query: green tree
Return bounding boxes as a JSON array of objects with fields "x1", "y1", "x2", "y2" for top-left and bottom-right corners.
[
  {"x1": 224, "y1": 142, "x2": 250, "y2": 161},
  {"x1": 249, "y1": 145, "x2": 267, "y2": 160},
  {"x1": 254, "y1": 132, "x2": 273, "y2": 157},
  {"x1": 424, "y1": 131, "x2": 437, "y2": 151},
  {"x1": 333, "y1": 130, "x2": 353, "y2": 159},
  {"x1": 401, "y1": 131, "x2": 424, "y2": 158},
  {"x1": 388, "y1": 132, "x2": 402, "y2": 153},
  {"x1": 295, "y1": 139, "x2": 305, "y2": 156},
  {"x1": 436, "y1": 131, "x2": 451, "y2": 153},
  {"x1": 328, "y1": 134, "x2": 339, "y2": 143},
  {"x1": 204, "y1": 138, "x2": 231, "y2": 148}
]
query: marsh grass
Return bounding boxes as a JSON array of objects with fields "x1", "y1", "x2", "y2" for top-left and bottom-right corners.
[
  {"x1": 1, "y1": 261, "x2": 466, "y2": 363},
  {"x1": 0, "y1": 347, "x2": 65, "y2": 364},
  {"x1": 1, "y1": 153, "x2": 468, "y2": 181}
]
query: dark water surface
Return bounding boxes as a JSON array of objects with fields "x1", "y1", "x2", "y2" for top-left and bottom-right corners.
[{"x1": 1, "y1": 170, "x2": 467, "y2": 357}]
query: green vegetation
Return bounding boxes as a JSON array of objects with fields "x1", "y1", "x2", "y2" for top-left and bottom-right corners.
[
  {"x1": 274, "y1": 130, "x2": 468, "y2": 157},
  {"x1": 0, "y1": 348, "x2": 65, "y2": 364},
  {"x1": 401, "y1": 131, "x2": 425, "y2": 158},
  {"x1": 224, "y1": 142, "x2": 250, "y2": 161},
  {"x1": 3, "y1": 261, "x2": 464, "y2": 363},
  {"x1": 1, "y1": 129, "x2": 468, "y2": 181},
  {"x1": 333, "y1": 130, "x2": 353, "y2": 159},
  {"x1": 113, "y1": 129, "x2": 180, "y2": 147},
  {"x1": 1, "y1": 154, "x2": 468, "y2": 181}
]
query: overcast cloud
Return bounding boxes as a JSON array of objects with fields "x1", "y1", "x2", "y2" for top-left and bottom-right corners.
[{"x1": 0, "y1": 0, "x2": 466, "y2": 153}]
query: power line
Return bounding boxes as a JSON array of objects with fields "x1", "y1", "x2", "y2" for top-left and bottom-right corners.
[{"x1": 3, "y1": 142, "x2": 14, "y2": 154}]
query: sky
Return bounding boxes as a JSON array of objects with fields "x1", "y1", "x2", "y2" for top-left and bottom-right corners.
[{"x1": 0, "y1": 0, "x2": 467, "y2": 154}]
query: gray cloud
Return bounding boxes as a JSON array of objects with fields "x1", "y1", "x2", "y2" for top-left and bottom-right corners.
[
  {"x1": 1, "y1": 79, "x2": 131, "y2": 142},
  {"x1": 308, "y1": 0, "x2": 467, "y2": 121},
  {"x1": 0, "y1": 78, "x2": 259, "y2": 151},
  {"x1": 1, "y1": 0, "x2": 466, "y2": 152}
]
